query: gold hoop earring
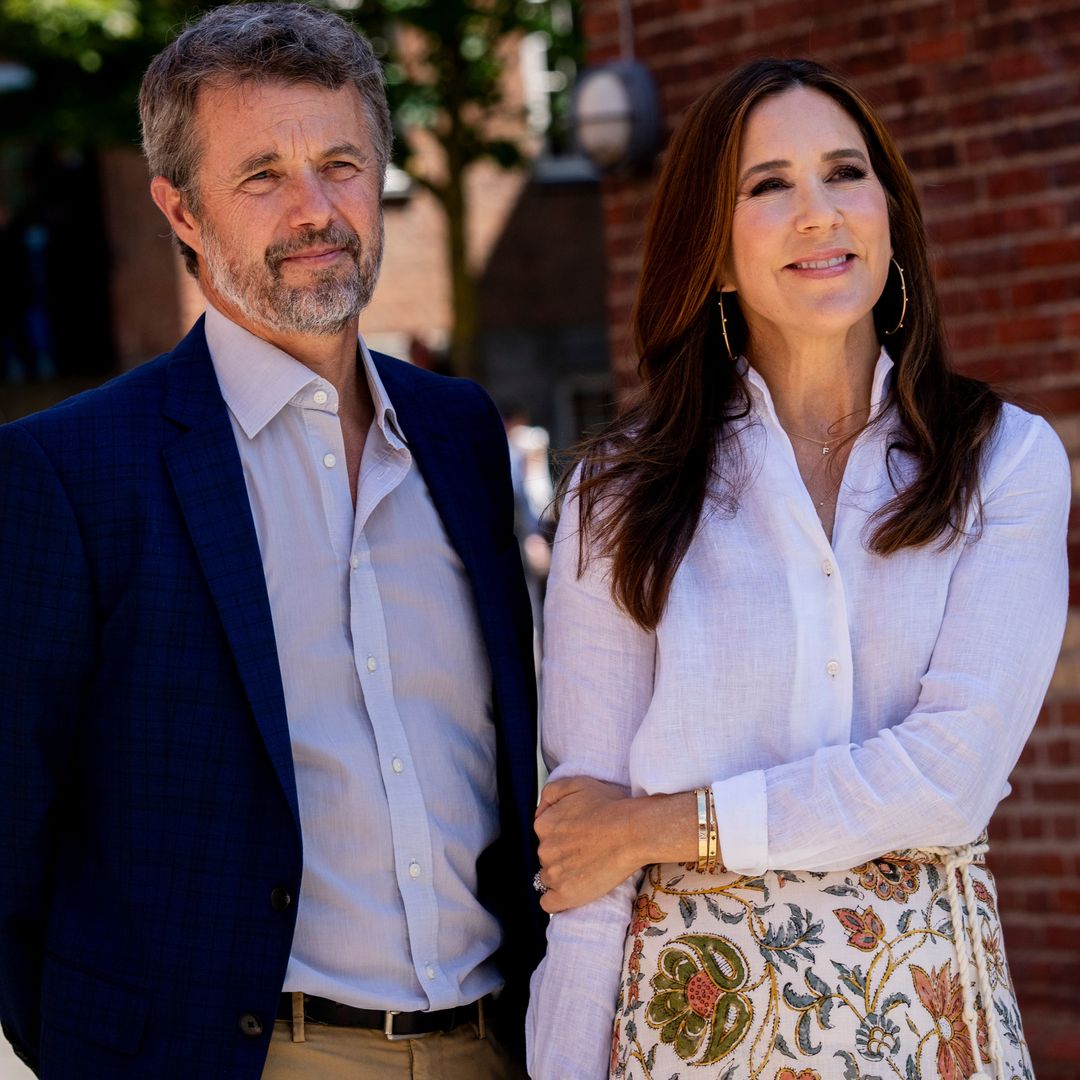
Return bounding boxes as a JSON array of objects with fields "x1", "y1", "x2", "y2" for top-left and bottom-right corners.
[
  {"x1": 883, "y1": 258, "x2": 907, "y2": 336},
  {"x1": 718, "y1": 292, "x2": 737, "y2": 362}
]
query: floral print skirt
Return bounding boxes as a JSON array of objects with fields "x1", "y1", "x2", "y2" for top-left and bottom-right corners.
[{"x1": 609, "y1": 851, "x2": 1032, "y2": 1080}]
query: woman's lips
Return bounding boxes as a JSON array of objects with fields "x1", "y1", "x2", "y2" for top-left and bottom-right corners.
[{"x1": 785, "y1": 252, "x2": 855, "y2": 277}]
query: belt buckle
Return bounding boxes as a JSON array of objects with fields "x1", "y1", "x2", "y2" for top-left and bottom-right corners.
[{"x1": 383, "y1": 1010, "x2": 430, "y2": 1041}]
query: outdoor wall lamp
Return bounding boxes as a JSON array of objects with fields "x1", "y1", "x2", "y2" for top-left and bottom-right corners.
[{"x1": 571, "y1": 59, "x2": 661, "y2": 173}]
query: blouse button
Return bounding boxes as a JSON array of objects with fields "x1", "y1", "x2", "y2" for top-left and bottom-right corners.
[{"x1": 826, "y1": 660, "x2": 840, "y2": 678}]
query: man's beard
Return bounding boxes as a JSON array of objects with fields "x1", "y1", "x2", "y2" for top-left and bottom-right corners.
[{"x1": 200, "y1": 217, "x2": 384, "y2": 337}]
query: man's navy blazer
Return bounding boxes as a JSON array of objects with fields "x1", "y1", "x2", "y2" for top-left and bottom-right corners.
[{"x1": 0, "y1": 320, "x2": 545, "y2": 1078}]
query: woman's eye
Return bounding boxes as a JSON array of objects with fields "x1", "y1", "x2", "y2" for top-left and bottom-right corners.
[
  {"x1": 749, "y1": 177, "x2": 787, "y2": 197},
  {"x1": 830, "y1": 164, "x2": 868, "y2": 181}
]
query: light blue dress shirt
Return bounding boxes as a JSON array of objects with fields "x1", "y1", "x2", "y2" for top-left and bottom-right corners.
[{"x1": 205, "y1": 304, "x2": 502, "y2": 1012}]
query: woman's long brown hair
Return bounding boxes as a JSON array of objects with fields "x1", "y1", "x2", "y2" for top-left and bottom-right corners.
[{"x1": 568, "y1": 58, "x2": 1002, "y2": 631}]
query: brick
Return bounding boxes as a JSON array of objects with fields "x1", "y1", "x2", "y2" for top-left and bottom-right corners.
[
  {"x1": 1058, "y1": 702, "x2": 1080, "y2": 727},
  {"x1": 906, "y1": 29, "x2": 968, "y2": 64},
  {"x1": 1021, "y1": 239, "x2": 1080, "y2": 269},
  {"x1": 998, "y1": 315, "x2": 1062, "y2": 346},
  {"x1": 1031, "y1": 779, "x2": 1080, "y2": 804},
  {"x1": 986, "y1": 166, "x2": 1050, "y2": 201}
]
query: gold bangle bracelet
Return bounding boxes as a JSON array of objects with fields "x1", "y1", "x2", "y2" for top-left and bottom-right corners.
[
  {"x1": 695, "y1": 788, "x2": 709, "y2": 872},
  {"x1": 706, "y1": 786, "x2": 719, "y2": 873}
]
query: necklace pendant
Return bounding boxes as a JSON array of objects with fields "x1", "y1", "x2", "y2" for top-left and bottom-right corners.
[{"x1": 822, "y1": 445, "x2": 830, "y2": 455}]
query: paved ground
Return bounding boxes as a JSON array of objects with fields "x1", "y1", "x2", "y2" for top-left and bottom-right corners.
[{"x1": 0, "y1": 1036, "x2": 31, "y2": 1079}]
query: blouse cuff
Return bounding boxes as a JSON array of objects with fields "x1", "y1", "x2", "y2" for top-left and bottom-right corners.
[{"x1": 712, "y1": 770, "x2": 768, "y2": 875}]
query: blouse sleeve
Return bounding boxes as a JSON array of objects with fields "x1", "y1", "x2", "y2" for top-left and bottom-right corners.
[
  {"x1": 713, "y1": 410, "x2": 1071, "y2": 874},
  {"x1": 526, "y1": 479, "x2": 657, "y2": 1080}
]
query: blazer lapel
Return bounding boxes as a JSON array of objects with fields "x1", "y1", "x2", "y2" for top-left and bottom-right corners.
[{"x1": 160, "y1": 321, "x2": 299, "y2": 829}]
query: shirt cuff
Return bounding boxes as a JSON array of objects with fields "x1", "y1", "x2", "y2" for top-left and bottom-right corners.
[{"x1": 712, "y1": 770, "x2": 768, "y2": 875}]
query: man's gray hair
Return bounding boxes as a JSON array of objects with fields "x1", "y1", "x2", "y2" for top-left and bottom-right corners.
[{"x1": 139, "y1": 2, "x2": 392, "y2": 275}]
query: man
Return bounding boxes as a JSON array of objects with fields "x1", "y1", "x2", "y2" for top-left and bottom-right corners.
[{"x1": 0, "y1": 5, "x2": 544, "y2": 1077}]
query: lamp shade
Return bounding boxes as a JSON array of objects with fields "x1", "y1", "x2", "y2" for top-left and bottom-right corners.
[{"x1": 572, "y1": 60, "x2": 661, "y2": 173}]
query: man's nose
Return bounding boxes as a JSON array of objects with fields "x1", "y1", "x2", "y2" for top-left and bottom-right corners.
[{"x1": 285, "y1": 169, "x2": 335, "y2": 231}]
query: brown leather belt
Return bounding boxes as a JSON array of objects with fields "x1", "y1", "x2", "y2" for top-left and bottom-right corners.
[{"x1": 277, "y1": 992, "x2": 486, "y2": 1040}]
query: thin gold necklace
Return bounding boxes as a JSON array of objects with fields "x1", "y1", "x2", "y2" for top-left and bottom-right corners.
[{"x1": 787, "y1": 425, "x2": 864, "y2": 456}]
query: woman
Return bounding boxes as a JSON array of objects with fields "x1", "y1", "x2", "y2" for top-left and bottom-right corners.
[{"x1": 526, "y1": 59, "x2": 1067, "y2": 1080}]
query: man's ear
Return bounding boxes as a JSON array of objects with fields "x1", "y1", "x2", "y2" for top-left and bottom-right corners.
[{"x1": 150, "y1": 176, "x2": 203, "y2": 256}]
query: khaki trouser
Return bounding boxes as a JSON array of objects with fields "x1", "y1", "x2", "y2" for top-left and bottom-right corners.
[{"x1": 261, "y1": 1000, "x2": 526, "y2": 1080}]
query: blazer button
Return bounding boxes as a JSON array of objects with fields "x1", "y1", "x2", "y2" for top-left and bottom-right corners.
[
  {"x1": 270, "y1": 887, "x2": 292, "y2": 912},
  {"x1": 239, "y1": 1014, "x2": 263, "y2": 1038}
]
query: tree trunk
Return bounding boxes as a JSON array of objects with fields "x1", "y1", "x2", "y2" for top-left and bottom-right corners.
[
  {"x1": 440, "y1": 39, "x2": 478, "y2": 381},
  {"x1": 444, "y1": 161, "x2": 478, "y2": 380}
]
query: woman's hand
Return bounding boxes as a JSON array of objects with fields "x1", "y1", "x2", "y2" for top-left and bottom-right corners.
[
  {"x1": 535, "y1": 778, "x2": 704, "y2": 913},
  {"x1": 533, "y1": 776, "x2": 638, "y2": 913}
]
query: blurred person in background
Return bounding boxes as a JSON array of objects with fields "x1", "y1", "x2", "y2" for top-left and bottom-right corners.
[
  {"x1": 0, "y1": 5, "x2": 543, "y2": 1078},
  {"x1": 527, "y1": 58, "x2": 1067, "y2": 1080},
  {"x1": 502, "y1": 401, "x2": 555, "y2": 648}
]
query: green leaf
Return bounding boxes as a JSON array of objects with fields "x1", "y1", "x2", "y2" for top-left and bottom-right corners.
[
  {"x1": 679, "y1": 934, "x2": 747, "y2": 991},
  {"x1": 699, "y1": 992, "x2": 751, "y2": 1064},
  {"x1": 658, "y1": 947, "x2": 697, "y2": 985},
  {"x1": 646, "y1": 990, "x2": 688, "y2": 1027},
  {"x1": 806, "y1": 967, "x2": 831, "y2": 997}
]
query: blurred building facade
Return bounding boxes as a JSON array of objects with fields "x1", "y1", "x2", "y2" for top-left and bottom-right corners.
[
  {"x1": 0, "y1": 30, "x2": 611, "y2": 450},
  {"x1": 578, "y1": 0, "x2": 1080, "y2": 1071}
]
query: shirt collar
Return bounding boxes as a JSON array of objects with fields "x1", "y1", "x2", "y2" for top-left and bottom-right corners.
[
  {"x1": 739, "y1": 346, "x2": 896, "y2": 427},
  {"x1": 204, "y1": 302, "x2": 407, "y2": 448}
]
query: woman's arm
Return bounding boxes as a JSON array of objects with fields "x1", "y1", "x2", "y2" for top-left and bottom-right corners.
[
  {"x1": 737, "y1": 411, "x2": 1070, "y2": 872},
  {"x1": 536, "y1": 410, "x2": 1070, "y2": 902},
  {"x1": 526, "y1": 481, "x2": 657, "y2": 1080},
  {"x1": 534, "y1": 778, "x2": 696, "y2": 912}
]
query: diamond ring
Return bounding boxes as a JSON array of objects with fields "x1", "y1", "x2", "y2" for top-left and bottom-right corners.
[{"x1": 532, "y1": 871, "x2": 548, "y2": 894}]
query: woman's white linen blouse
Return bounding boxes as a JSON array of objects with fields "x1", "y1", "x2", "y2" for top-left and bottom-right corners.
[{"x1": 526, "y1": 351, "x2": 1070, "y2": 1079}]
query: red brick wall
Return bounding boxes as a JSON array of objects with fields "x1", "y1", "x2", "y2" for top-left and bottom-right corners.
[{"x1": 581, "y1": 0, "x2": 1080, "y2": 1069}]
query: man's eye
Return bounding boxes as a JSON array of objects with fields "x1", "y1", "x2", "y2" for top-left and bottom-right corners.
[
  {"x1": 327, "y1": 161, "x2": 358, "y2": 173},
  {"x1": 245, "y1": 171, "x2": 272, "y2": 183}
]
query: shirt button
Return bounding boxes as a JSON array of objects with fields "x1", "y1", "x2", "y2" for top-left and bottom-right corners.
[
  {"x1": 322, "y1": 452, "x2": 336, "y2": 469},
  {"x1": 826, "y1": 660, "x2": 840, "y2": 677},
  {"x1": 366, "y1": 655, "x2": 377, "y2": 672},
  {"x1": 392, "y1": 757, "x2": 404, "y2": 774},
  {"x1": 425, "y1": 964, "x2": 436, "y2": 981},
  {"x1": 409, "y1": 861, "x2": 421, "y2": 879},
  {"x1": 350, "y1": 554, "x2": 360, "y2": 569},
  {"x1": 313, "y1": 389, "x2": 328, "y2": 406},
  {"x1": 822, "y1": 560, "x2": 834, "y2": 576}
]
